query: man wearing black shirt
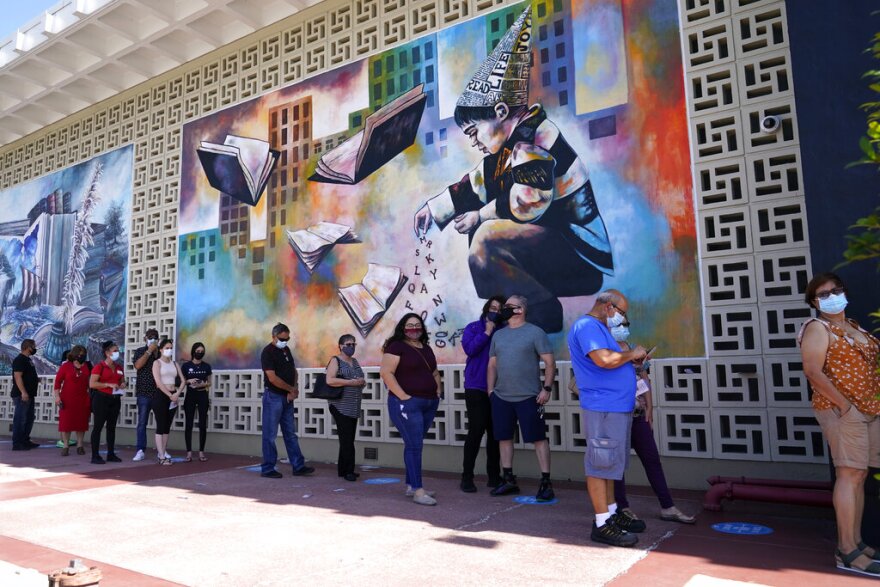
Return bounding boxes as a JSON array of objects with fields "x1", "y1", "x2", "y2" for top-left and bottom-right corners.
[
  {"x1": 260, "y1": 323, "x2": 314, "y2": 478},
  {"x1": 11, "y1": 339, "x2": 40, "y2": 451},
  {"x1": 131, "y1": 328, "x2": 160, "y2": 461}
]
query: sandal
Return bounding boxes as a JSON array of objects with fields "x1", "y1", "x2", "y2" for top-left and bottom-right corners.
[
  {"x1": 159, "y1": 458, "x2": 173, "y2": 466},
  {"x1": 184, "y1": 456, "x2": 193, "y2": 462},
  {"x1": 199, "y1": 455, "x2": 208, "y2": 462},
  {"x1": 837, "y1": 548, "x2": 880, "y2": 576},
  {"x1": 860, "y1": 542, "x2": 880, "y2": 561},
  {"x1": 76, "y1": 447, "x2": 85, "y2": 455}
]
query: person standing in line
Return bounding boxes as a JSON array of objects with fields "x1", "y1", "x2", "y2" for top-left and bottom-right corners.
[
  {"x1": 181, "y1": 342, "x2": 212, "y2": 462},
  {"x1": 325, "y1": 334, "x2": 367, "y2": 482},
  {"x1": 88, "y1": 341, "x2": 126, "y2": 464},
  {"x1": 799, "y1": 273, "x2": 880, "y2": 576},
  {"x1": 151, "y1": 338, "x2": 185, "y2": 465},
  {"x1": 132, "y1": 328, "x2": 160, "y2": 462},
  {"x1": 606, "y1": 320, "x2": 694, "y2": 525},
  {"x1": 460, "y1": 295, "x2": 506, "y2": 493},
  {"x1": 380, "y1": 313, "x2": 442, "y2": 506},
  {"x1": 486, "y1": 295, "x2": 556, "y2": 502},
  {"x1": 11, "y1": 339, "x2": 40, "y2": 451},
  {"x1": 260, "y1": 323, "x2": 315, "y2": 478},
  {"x1": 567, "y1": 290, "x2": 647, "y2": 547},
  {"x1": 53, "y1": 345, "x2": 92, "y2": 456}
]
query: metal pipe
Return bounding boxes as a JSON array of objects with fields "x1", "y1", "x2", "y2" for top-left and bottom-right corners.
[
  {"x1": 706, "y1": 475, "x2": 832, "y2": 491},
  {"x1": 703, "y1": 481, "x2": 832, "y2": 511}
]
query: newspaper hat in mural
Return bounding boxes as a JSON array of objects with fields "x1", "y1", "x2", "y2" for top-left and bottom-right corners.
[{"x1": 457, "y1": 6, "x2": 533, "y2": 108}]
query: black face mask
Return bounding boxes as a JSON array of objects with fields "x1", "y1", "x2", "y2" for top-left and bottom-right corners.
[
  {"x1": 499, "y1": 307, "x2": 516, "y2": 321},
  {"x1": 194, "y1": 351, "x2": 205, "y2": 360}
]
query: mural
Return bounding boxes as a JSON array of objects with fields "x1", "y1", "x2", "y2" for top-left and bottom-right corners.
[
  {"x1": 0, "y1": 145, "x2": 132, "y2": 374},
  {"x1": 178, "y1": 0, "x2": 703, "y2": 369}
]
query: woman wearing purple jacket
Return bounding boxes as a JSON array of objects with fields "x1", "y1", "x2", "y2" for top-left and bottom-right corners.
[{"x1": 460, "y1": 295, "x2": 507, "y2": 493}]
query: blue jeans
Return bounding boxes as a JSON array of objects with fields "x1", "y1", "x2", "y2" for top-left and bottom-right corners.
[
  {"x1": 388, "y1": 395, "x2": 439, "y2": 490},
  {"x1": 12, "y1": 396, "x2": 36, "y2": 447},
  {"x1": 261, "y1": 390, "x2": 305, "y2": 474},
  {"x1": 135, "y1": 395, "x2": 152, "y2": 451}
]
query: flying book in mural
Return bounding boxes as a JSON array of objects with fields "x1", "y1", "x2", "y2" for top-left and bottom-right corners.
[
  {"x1": 197, "y1": 135, "x2": 280, "y2": 206},
  {"x1": 286, "y1": 221, "x2": 361, "y2": 274},
  {"x1": 310, "y1": 84, "x2": 427, "y2": 185},
  {"x1": 337, "y1": 263, "x2": 408, "y2": 337}
]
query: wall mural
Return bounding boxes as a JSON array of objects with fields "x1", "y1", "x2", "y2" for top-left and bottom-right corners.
[
  {"x1": 178, "y1": 0, "x2": 702, "y2": 369},
  {"x1": 0, "y1": 145, "x2": 132, "y2": 374}
]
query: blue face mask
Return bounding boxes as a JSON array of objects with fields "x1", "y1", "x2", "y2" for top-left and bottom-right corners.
[
  {"x1": 341, "y1": 345, "x2": 355, "y2": 357},
  {"x1": 610, "y1": 325, "x2": 630, "y2": 342},
  {"x1": 486, "y1": 311, "x2": 499, "y2": 322},
  {"x1": 606, "y1": 310, "x2": 625, "y2": 328},
  {"x1": 818, "y1": 293, "x2": 848, "y2": 315}
]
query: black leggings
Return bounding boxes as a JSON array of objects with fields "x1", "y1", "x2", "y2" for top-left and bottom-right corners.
[
  {"x1": 462, "y1": 388, "x2": 501, "y2": 480},
  {"x1": 330, "y1": 405, "x2": 358, "y2": 477},
  {"x1": 184, "y1": 392, "x2": 209, "y2": 452},
  {"x1": 152, "y1": 393, "x2": 176, "y2": 435},
  {"x1": 90, "y1": 393, "x2": 120, "y2": 457}
]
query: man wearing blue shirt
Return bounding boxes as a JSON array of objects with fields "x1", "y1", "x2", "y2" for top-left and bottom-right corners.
[{"x1": 568, "y1": 290, "x2": 646, "y2": 547}]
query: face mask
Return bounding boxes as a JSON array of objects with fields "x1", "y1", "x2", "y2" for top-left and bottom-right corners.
[
  {"x1": 73, "y1": 354, "x2": 85, "y2": 364},
  {"x1": 606, "y1": 309, "x2": 625, "y2": 328},
  {"x1": 610, "y1": 325, "x2": 630, "y2": 342},
  {"x1": 818, "y1": 293, "x2": 848, "y2": 315},
  {"x1": 499, "y1": 307, "x2": 515, "y2": 321},
  {"x1": 193, "y1": 350, "x2": 205, "y2": 360},
  {"x1": 404, "y1": 327, "x2": 422, "y2": 340},
  {"x1": 162, "y1": 349, "x2": 173, "y2": 358},
  {"x1": 275, "y1": 340, "x2": 288, "y2": 349},
  {"x1": 110, "y1": 351, "x2": 120, "y2": 361},
  {"x1": 341, "y1": 346, "x2": 356, "y2": 357},
  {"x1": 147, "y1": 338, "x2": 157, "y2": 346},
  {"x1": 486, "y1": 311, "x2": 499, "y2": 322}
]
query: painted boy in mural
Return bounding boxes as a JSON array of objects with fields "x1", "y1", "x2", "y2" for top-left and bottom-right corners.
[{"x1": 413, "y1": 7, "x2": 613, "y2": 333}]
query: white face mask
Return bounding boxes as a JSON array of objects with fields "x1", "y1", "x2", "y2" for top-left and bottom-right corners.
[
  {"x1": 110, "y1": 351, "x2": 120, "y2": 361},
  {"x1": 818, "y1": 293, "x2": 848, "y2": 315},
  {"x1": 275, "y1": 340, "x2": 288, "y2": 349},
  {"x1": 162, "y1": 348, "x2": 173, "y2": 358},
  {"x1": 606, "y1": 308, "x2": 625, "y2": 328},
  {"x1": 610, "y1": 325, "x2": 630, "y2": 342},
  {"x1": 147, "y1": 338, "x2": 157, "y2": 346}
]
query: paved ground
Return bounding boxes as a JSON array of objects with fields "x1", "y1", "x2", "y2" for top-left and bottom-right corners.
[{"x1": 0, "y1": 437, "x2": 867, "y2": 586}]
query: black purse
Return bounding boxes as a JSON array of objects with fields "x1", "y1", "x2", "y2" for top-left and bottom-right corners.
[{"x1": 310, "y1": 357, "x2": 344, "y2": 400}]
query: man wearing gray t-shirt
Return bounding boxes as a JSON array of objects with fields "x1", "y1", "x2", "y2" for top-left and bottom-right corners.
[{"x1": 487, "y1": 295, "x2": 557, "y2": 501}]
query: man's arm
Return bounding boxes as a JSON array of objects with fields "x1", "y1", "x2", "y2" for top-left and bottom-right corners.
[
  {"x1": 264, "y1": 370, "x2": 296, "y2": 394},
  {"x1": 13, "y1": 371, "x2": 27, "y2": 401},
  {"x1": 133, "y1": 346, "x2": 154, "y2": 370},
  {"x1": 588, "y1": 346, "x2": 646, "y2": 369},
  {"x1": 540, "y1": 352, "x2": 556, "y2": 388},
  {"x1": 486, "y1": 356, "x2": 498, "y2": 394}
]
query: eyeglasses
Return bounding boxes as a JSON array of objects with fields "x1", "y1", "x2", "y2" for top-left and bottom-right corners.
[
  {"x1": 612, "y1": 304, "x2": 627, "y2": 318},
  {"x1": 815, "y1": 287, "x2": 845, "y2": 300},
  {"x1": 504, "y1": 304, "x2": 522, "y2": 310},
  {"x1": 341, "y1": 343, "x2": 357, "y2": 347},
  {"x1": 277, "y1": 337, "x2": 290, "y2": 342}
]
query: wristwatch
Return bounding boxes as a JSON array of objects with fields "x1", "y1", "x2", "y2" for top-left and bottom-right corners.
[{"x1": 542, "y1": 385, "x2": 552, "y2": 392}]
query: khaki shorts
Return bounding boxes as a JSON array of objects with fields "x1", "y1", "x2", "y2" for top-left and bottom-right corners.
[{"x1": 815, "y1": 407, "x2": 880, "y2": 469}]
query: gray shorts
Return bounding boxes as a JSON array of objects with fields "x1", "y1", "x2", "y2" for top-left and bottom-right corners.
[{"x1": 581, "y1": 409, "x2": 633, "y2": 480}]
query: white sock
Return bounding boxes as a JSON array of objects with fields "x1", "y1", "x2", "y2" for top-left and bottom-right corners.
[
  {"x1": 608, "y1": 503, "x2": 618, "y2": 515},
  {"x1": 596, "y1": 512, "x2": 612, "y2": 527}
]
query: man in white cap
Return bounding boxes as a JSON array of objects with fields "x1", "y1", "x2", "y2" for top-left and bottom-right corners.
[{"x1": 414, "y1": 6, "x2": 613, "y2": 333}]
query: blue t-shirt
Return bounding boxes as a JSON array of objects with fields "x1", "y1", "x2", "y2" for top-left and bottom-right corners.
[{"x1": 567, "y1": 315, "x2": 636, "y2": 412}]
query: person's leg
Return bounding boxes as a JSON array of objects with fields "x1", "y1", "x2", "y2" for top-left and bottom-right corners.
[
  {"x1": 330, "y1": 405, "x2": 347, "y2": 477},
  {"x1": 11, "y1": 397, "x2": 26, "y2": 447},
  {"x1": 260, "y1": 392, "x2": 282, "y2": 474},
  {"x1": 279, "y1": 398, "x2": 306, "y2": 472},
  {"x1": 90, "y1": 395, "x2": 107, "y2": 459},
  {"x1": 183, "y1": 399, "x2": 196, "y2": 454},
  {"x1": 75, "y1": 431, "x2": 85, "y2": 448},
  {"x1": 483, "y1": 393, "x2": 501, "y2": 483},
  {"x1": 630, "y1": 416, "x2": 675, "y2": 509},
  {"x1": 613, "y1": 475, "x2": 629, "y2": 510},
  {"x1": 197, "y1": 393, "x2": 209, "y2": 453},
  {"x1": 135, "y1": 395, "x2": 151, "y2": 452},
  {"x1": 24, "y1": 398, "x2": 36, "y2": 443},
  {"x1": 389, "y1": 395, "x2": 427, "y2": 490},
  {"x1": 835, "y1": 466, "x2": 873, "y2": 570},
  {"x1": 61, "y1": 431, "x2": 70, "y2": 453},
  {"x1": 534, "y1": 440, "x2": 551, "y2": 473},
  {"x1": 106, "y1": 398, "x2": 120, "y2": 456},
  {"x1": 339, "y1": 413, "x2": 357, "y2": 476},
  {"x1": 462, "y1": 389, "x2": 486, "y2": 479}
]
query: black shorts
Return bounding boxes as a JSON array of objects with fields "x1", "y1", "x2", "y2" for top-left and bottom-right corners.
[{"x1": 490, "y1": 394, "x2": 547, "y2": 443}]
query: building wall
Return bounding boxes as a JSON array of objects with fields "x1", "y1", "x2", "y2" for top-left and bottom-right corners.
[{"x1": 0, "y1": 0, "x2": 838, "y2": 487}]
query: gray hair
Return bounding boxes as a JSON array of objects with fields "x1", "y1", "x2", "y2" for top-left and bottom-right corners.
[
  {"x1": 507, "y1": 294, "x2": 528, "y2": 313},
  {"x1": 271, "y1": 323, "x2": 290, "y2": 337},
  {"x1": 595, "y1": 290, "x2": 622, "y2": 305}
]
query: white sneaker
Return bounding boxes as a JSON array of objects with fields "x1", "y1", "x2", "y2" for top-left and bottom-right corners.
[
  {"x1": 164, "y1": 451, "x2": 172, "y2": 459},
  {"x1": 132, "y1": 450, "x2": 145, "y2": 462},
  {"x1": 405, "y1": 486, "x2": 436, "y2": 497}
]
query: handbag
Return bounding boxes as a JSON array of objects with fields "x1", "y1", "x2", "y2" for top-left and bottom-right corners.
[{"x1": 310, "y1": 357, "x2": 344, "y2": 400}]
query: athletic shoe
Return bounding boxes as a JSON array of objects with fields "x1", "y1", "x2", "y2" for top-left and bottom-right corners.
[
  {"x1": 660, "y1": 506, "x2": 696, "y2": 524},
  {"x1": 292, "y1": 466, "x2": 315, "y2": 476},
  {"x1": 535, "y1": 479, "x2": 555, "y2": 502},
  {"x1": 405, "y1": 486, "x2": 436, "y2": 497},
  {"x1": 612, "y1": 510, "x2": 646, "y2": 533},
  {"x1": 490, "y1": 476, "x2": 520, "y2": 496},
  {"x1": 413, "y1": 492, "x2": 437, "y2": 506},
  {"x1": 91, "y1": 455, "x2": 106, "y2": 464},
  {"x1": 106, "y1": 453, "x2": 122, "y2": 463},
  {"x1": 460, "y1": 476, "x2": 477, "y2": 493},
  {"x1": 133, "y1": 450, "x2": 145, "y2": 462},
  {"x1": 26, "y1": 441, "x2": 41, "y2": 449},
  {"x1": 591, "y1": 520, "x2": 638, "y2": 547},
  {"x1": 261, "y1": 470, "x2": 283, "y2": 478},
  {"x1": 56, "y1": 440, "x2": 65, "y2": 448}
]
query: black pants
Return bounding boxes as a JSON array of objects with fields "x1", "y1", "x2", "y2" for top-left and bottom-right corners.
[
  {"x1": 330, "y1": 405, "x2": 357, "y2": 477},
  {"x1": 462, "y1": 388, "x2": 501, "y2": 481},
  {"x1": 184, "y1": 392, "x2": 209, "y2": 452},
  {"x1": 90, "y1": 393, "x2": 120, "y2": 457}
]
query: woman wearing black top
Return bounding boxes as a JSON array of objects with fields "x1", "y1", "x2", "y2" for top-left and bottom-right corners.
[{"x1": 181, "y1": 342, "x2": 212, "y2": 462}]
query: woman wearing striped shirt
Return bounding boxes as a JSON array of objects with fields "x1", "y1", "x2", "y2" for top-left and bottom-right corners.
[{"x1": 326, "y1": 334, "x2": 366, "y2": 482}]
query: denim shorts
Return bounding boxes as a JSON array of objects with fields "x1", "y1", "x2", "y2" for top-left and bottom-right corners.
[
  {"x1": 581, "y1": 409, "x2": 632, "y2": 480},
  {"x1": 490, "y1": 394, "x2": 547, "y2": 443}
]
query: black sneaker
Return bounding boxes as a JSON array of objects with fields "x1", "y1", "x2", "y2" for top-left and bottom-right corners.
[
  {"x1": 460, "y1": 476, "x2": 477, "y2": 493},
  {"x1": 105, "y1": 453, "x2": 122, "y2": 463},
  {"x1": 292, "y1": 466, "x2": 315, "y2": 476},
  {"x1": 26, "y1": 441, "x2": 41, "y2": 449},
  {"x1": 91, "y1": 455, "x2": 106, "y2": 465},
  {"x1": 261, "y1": 470, "x2": 283, "y2": 478},
  {"x1": 611, "y1": 510, "x2": 646, "y2": 533},
  {"x1": 591, "y1": 520, "x2": 638, "y2": 547},
  {"x1": 490, "y1": 476, "x2": 520, "y2": 496},
  {"x1": 535, "y1": 479, "x2": 555, "y2": 502}
]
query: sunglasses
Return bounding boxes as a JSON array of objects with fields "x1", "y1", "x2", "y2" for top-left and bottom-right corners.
[
  {"x1": 815, "y1": 287, "x2": 845, "y2": 300},
  {"x1": 277, "y1": 337, "x2": 290, "y2": 342},
  {"x1": 504, "y1": 304, "x2": 522, "y2": 309}
]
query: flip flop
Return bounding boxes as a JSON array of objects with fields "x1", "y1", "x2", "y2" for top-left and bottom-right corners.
[{"x1": 199, "y1": 456, "x2": 208, "y2": 462}]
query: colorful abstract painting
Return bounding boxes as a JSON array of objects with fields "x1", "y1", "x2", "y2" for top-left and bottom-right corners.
[
  {"x1": 178, "y1": 0, "x2": 702, "y2": 369},
  {"x1": 0, "y1": 145, "x2": 132, "y2": 374}
]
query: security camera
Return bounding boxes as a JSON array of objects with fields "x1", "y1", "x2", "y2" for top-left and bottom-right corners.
[{"x1": 760, "y1": 115, "x2": 781, "y2": 134}]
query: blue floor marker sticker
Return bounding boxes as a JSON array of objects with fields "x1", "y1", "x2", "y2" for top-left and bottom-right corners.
[
  {"x1": 711, "y1": 522, "x2": 773, "y2": 535},
  {"x1": 245, "y1": 465, "x2": 262, "y2": 473},
  {"x1": 513, "y1": 496, "x2": 558, "y2": 505},
  {"x1": 363, "y1": 478, "x2": 401, "y2": 485}
]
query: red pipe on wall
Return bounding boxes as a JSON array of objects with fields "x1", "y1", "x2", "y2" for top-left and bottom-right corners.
[
  {"x1": 706, "y1": 476, "x2": 832, "y2": 491},
  {"x1": 703, "y1": 480, "x2": 833, "y2": 511}
]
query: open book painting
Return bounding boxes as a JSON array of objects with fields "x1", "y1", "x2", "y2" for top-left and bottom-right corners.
[
  {"x1": 286, "y1": 221, "x2": 360, "y2": 273},
  {"x1": 337, "y1": 264, "x2": 408, "y2": 337},
  {"x1": 197, "y1": 135, "x2": 280, "y2": 206}
]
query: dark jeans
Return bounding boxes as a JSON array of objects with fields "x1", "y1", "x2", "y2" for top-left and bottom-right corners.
[
  {"x1": 90, "y1": 393, "x2": 121, "y2": 457},
  {"x1": 462, "y1": 389, "x2": 500, "y2": 481},
  {"x1": 135, "y1": 395, "x2": 152, "y2": 451},
  {"x1": 613, "y1": 415, "x2": 674, "y2": 509},
  {"x1": 12, "y1": 396, "x2": 36, "y2": 447},
  {"x1": 388, "y1": 394, "x2": 439, "y2": 490},
  {"x1": 261, "y1": 390, "x2": 305, "y2": 474},
  {"x1": 184, "y1": 392, "x2": 210, "y2": 452},
  {"x1": 330, "y1": 405, "x2": 358, "y2": 476}
]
